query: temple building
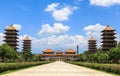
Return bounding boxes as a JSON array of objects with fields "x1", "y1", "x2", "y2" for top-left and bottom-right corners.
[
  {"x1": 39, "y1": 49, "x2": 77, "y2": 61},
  {"x1": 101, "y1": 25, "x2": 117, "y2": 52},
  {"x1": 88, "y1": 37, "x2": 97, "y2": 53},
  {"x1": 23, "y1": 36, "x2": 31, "y2": 51},
  {"x1": 4, "y1": 25, "x2": 18, "y2": 51}
]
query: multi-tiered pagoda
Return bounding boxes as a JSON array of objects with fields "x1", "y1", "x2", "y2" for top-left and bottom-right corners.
[
  {"x1": 101, "y1": 25, "x2": 117, "y2": 52},
  {"x1": 4, "y1": 25, "x2": 18, "y2": 51},
  {"x1": 23, "y1": 36, "x2": 31, "y2": 51},
  {"x1": 88, "y1": 37, "x2": 97, "y2": 53}
]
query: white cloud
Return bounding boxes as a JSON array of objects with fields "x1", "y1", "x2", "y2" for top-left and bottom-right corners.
[
  {"x1": 45, "y1": 3, "x2": 59, "y2": 11},
  {"x1": 0, "y1": 33, "x2": 5, "y2": 44},
  {"x1": 52, "y1": 7, "x2": 72, "y2": 21},
  {"x1": 12, "y1": 24, "x2": 22, "y2": 30},
  {"x1": 84, "y1": 23, "x2": 105, "y2": 48},
  {"x1": 38, "y1": 23, "x2": 69, "y2": 36},
  {"x1": 34, "y1": 23, "x2": 107, "y2": 53},
  {"x1": 90, "y1": 0, "x2": 120, "y2": 7},
  {"x1": 45, "y1": 3, "x2": 78, "y2": 21},
  {"x1": 31, "y1": 34, "x2": 87, "y2": 53}
]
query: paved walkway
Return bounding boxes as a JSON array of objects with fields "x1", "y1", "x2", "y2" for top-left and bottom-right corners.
[{"x1": 1, "y1": 61, "x2": 114, "y2": 76}]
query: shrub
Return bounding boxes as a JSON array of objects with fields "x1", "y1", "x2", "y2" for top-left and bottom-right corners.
[
  {"x1": 0, "y1": 62, "x2": 49, "y2": 73},
  {"x1": 69, "y1": 62, "x2": 120, "y2": 74}
]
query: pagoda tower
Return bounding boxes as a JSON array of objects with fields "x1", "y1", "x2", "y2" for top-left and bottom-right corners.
[
  {"x1": 4, "y1": 25, "x2": 18, "y2": 51},
  {"x1": 101, "y1": 25, "x2": 117, "y2": 51},
  {"x1": 88, "y1": 37, "x2": 97, "y2": 53},
  {"x1": 23, "y1": 36, "x2": 31, "y2": 51}
]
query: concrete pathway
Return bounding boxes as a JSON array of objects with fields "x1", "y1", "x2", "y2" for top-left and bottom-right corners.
[{"x1": 1, "y1": 61, "x2": 114, "y2": 76}]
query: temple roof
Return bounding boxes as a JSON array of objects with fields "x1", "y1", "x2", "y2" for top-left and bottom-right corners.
[
  {"x1": 89, "y1": 37, "x2": 96, "y2": 41},
  {"x1": 24, "y1": 36, "x2": 31, "y2": 40},
  {"x1": 104, "y1": 25, "x2": 114, "y2": 31},
  {"x1": 43, "y1": 49, "x2": 54, "y2": 52},
  {"x1": 5, "y1": 25, "x2": 17, "y2": 31},
  {"x1": 65, "y1": 49, "x2": 76, "y2": 52}
]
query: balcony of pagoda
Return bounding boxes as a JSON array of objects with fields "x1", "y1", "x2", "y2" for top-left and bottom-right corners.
[
  {"x1": 88, "y1": 44, "x2": 96, "y2": 46},
  {"x1": 101, "y1": 33, "x2": 116, "y2": 35},
  {"x1": 89, "y1": 47, "x2": 96, "y2": 49},
  {"x1": 4, "y1": 35, "x2": 18, "y2": 38},
  {"x1": 102, "y1": 36, "x2": 116, "y2": 39},
  {"x1": 102, "y1": 30, "x2": 115, "y2": 32},
  {"x1": 23, "y1": 44, "x2": 31, "y2": 45},
  {"x1": 5, "y1": 42, "x2": 18, "y2": 44},
  {"x1": 4, "y1": 32, "x2": 18, "y2": 34},
  {"x1": 23, "y1": 46, "x2": 31, "y2": 48},
  {"x1": 88, "y1": 42, "x2": 96, "y2": 44},
  {"x1": 5, "y1": 29, "x2": 18, "y2": 32},
  {"x1": 102, "y1": 39, "x2": 116, "y2": 42},
  {"x1": 4, "y1": 39, "x2": 18, "y2": 42},
  {"x1": 23, "y1": 42, "x2": 31, "y2": 44}
]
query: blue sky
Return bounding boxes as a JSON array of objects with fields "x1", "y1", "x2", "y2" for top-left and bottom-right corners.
[{"x1": 0, "y1": 0, "x2": 120, "y2": 54}]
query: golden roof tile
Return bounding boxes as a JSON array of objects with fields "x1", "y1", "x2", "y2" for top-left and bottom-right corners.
[
  {"x1": 89, "y1": 37, "x2": 96, "y2": 41},
  {"x1": 24, "y1": 36, "x2": 30, "y2": 40},
  {"x1": 65, "y1": 49, "x2": 76, "y2": 52},
  {"x1": 104, "y1": 25, "x2": 114, "y2": 30},
  {"x1": 5, "y1": 25, "x2": 17, "y2": 30},
  {"x1": 43, "y1": 49, "x2": 54, "y2": 52}
]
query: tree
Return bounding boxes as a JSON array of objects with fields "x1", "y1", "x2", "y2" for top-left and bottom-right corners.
[
  {"x1": 109, "y1": 47, "x2": 120, "y2": 64},
  {"x1": 32, "y1": 55, "x2": 40, "y2": 61},
  {"x1": 22, "y1": 50, "x2": 33, "y2": 62},
  {"x1": 78, "y1": 54, "x2": 87, "y2": 62},
  {"x1": 117, "y1": 42, "x2": 120, "y2": 48},
  {"x1": 0, "y1": 43, "x2": 16, "y2": 62}
]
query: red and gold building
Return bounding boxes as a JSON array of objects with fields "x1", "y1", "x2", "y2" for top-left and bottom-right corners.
[
  {"x1": 4, "y1": 25, "x2": 18, "y2": 51},
  {"x1": 40, "y1": 49, "x2": 77, "y2": 61},
  {"x1": 101, "y1": 25, "x2": 117, "y2": 52},
  {"x1": 88, "y1": 37, "x2": 97, "y2": 54},
  {"x1": 23, "y1": 36, "x2": 31, "y2": 51}
]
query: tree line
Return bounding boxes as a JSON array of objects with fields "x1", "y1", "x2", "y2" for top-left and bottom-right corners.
[
  {"x1": 78, "y1": 42, "x2": 120, "y2": 64},
  {"x1": 0, "y1": 43, "x2": 40, "y2": 62}
]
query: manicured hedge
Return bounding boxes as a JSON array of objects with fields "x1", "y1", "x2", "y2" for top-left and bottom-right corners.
[
  {"x1": 69, "y1": 62, "x2": 120, "y2": 74},
  {"x1": 0, "y1": 62, "x2": 49, "y2": 73}
]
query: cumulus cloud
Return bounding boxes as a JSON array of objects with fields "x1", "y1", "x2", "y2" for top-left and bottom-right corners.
[
  {"x1": 38, "y1": 23, "x2": 69, "y2": 36},
  {"x1": 0, "y1": 33, "x2": 5, "y2": 44},
  {"x1": 45, "y1": 3, "x2": 59, "y2": 11},
  {"x1": 84, "y1": 23, "x2": 105, "y2": 48},
  {"x1": 45, "y1": 3, "x2": 78, "y2": 21},
  {"x1": 84, "y1": 23, "x2": 105, "y2": 38},
  {"x1": 34, "y1": 23, "x2": 107, "y2": 53},
  {"x1": 31, "y1": 34, "x2": 87, "y2": 53},
  {"x1": 90, "y1": 0, "x2": 120, "y2": 7},
  {"x1": 12, "y1": 24, "x2": 22, "y2": 30}
]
